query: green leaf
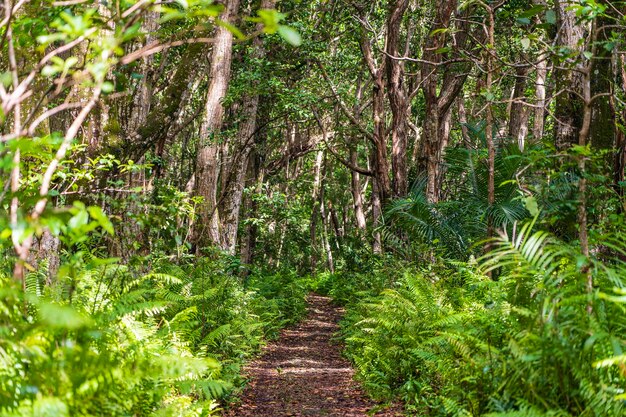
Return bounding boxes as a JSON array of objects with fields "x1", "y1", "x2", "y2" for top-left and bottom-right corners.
[
  {"x1": 217, "y1": 20, "x2": 245, "y2": 40},
  {"x1": 0, "y1": 72, "x2": 12, "y2": 87},
  {"x1": 519, "y1": 5, "x2": 545, "y2": 19},
  {"x1": 430, "y1": 28, "x2": 449, "y2": 36},
  {"x1": 42, "y1": 65, "x2": 59, "y2": 77},
  {"x1": 545, "y1": 10, "x2": 557, "y2": 24},
  {"x1": 68, "y1": 210, "x2": 89, "y2": 229},
  {"x1": 524, "y1": 196, "x2": 539, "y2": 217},
  {"x1": 102, "y1": 81, "x2": 115, "y2": 93},
  {"x1": 257, "y1": 9, "x2": 285, "y2": 33},
  {"x1": 38, "y1": 302, "x2": 93, "y2": 329},
  {"x1": 277, "y1": 25, "x2": 302, "y2": 47},
  {"x1": 520, "y1": 37, "x2": 531, "y2": 50},
  {"x1": 88, "y1": 206, "x2": 114, "y2": 235}
]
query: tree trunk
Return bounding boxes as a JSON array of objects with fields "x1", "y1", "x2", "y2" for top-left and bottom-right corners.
[
  {"x1": 372, "y1": 67, "x2": 391, "y2": 203},
  {"x1": 220, "y1": 0, "x2": 274, "y2": 254},
  {"x1": 386, "y1": 0, "x2": 410, "y2": 197},
  {"x1": 126, "y1": 11, "x2": 159, "y2": 133},
  {"x1": 508, "y1": 66, "x2": 530, "y2": 152},
  {"x1": 310, "y1": 149, "x2": 324, "y2": 273},
  {"x1": 589, "y1": 13, "x2": 614, "y2": 151},
  {"x1": 359, "y1": 25, "x2": 391, "y2": 204},
  {"x1": 322, "y1": 210, "x2": 335, "y2": 273},
  {"x1": 350, "y1": 146, "x2": 367, "y2": 231},
  {"x1": 241, "y1": 148, "x2": 264, "y2": 272},
  {"x1": 371, "y1": 175, "x2": 383, "y2": 254},
  {"x1": 616, "y1": 56, "x2": 626, "y2": 213},
  {"x1": 533, "y1": 52, "x2": 547, "y2": 141},
  {"x1": 554, "y1": 0, "x2": 585, "y2": 151},
  {"x1": 193, "y1": 0, "x2": 240, "y2": 251},
  {"x1": 485, "y1": 4, "x2": 496, "y2": 257},
  {"x1": 420, "y1": 0, "x2": 469, "y2": 203},
  {"x1": 579, "y1": 66, "x2": 592, "y2": 260},
  {"x1": 459, "y1": 98, "x2": 471, "y2": 145},
  {"x1": 579, "y1": 60, "x2": 593, "y2": 313}
]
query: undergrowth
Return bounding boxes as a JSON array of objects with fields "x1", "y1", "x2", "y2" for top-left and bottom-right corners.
[
  {"x1": 0, "y1": 254, "x2": 307, "y2": 416},
  {"x1": 323, "y1": 225, "x2": 626, "y2": 416}
]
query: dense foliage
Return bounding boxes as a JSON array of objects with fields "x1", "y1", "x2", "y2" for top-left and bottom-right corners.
[
  {"x1": 0, "y1": 252, "x2": 307, "y2": 415},
  {"x1": 332, "y1": 224, "x2": 626, "y2": 416},
  {"x1": 2, "y1": 0, "x2": 626, "y2": 416}
]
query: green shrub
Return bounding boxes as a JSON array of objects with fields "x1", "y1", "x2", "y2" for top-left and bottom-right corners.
[
  {"x1": 336, "y1": 226, "x2": 626, "y2": 416},
  {"x1": 0, "y1": 253, "x2": 308, "y2": 416}
]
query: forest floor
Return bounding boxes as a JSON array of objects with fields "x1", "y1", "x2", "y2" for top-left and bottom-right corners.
[{"x1": 224, "y1": 293, "x2": 403, "y2": 417}]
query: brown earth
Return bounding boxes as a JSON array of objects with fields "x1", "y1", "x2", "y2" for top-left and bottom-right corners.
[{"x1": 223, "y1": 294, "x2": 403, "y2": 417}]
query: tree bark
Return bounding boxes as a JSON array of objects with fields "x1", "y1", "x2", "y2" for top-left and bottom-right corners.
[
  {"x1": 579, "y1": 66, "x2": 592, "y2": 261},
  {"x1": 616, "y1": 56, "x2": 626, "y2": 213},
  {"x1": 554, "y1": 0, "x2": 585, "y2": 151},
  {"x1": 220, "y1": 0, "x2": 274, "y2": 254},
  {"x1": 533, "y1": 52, "x2": 548, "y2": 141},
  {"x1": 126, "y1": 10, "x2": 159, "y2": 134},
  {"x1": 371, "y1": 175, "x2": 383, "y2": 255},
  {"x1": 359, "y1": 24, "x2": 391, "y2": 204},
  {"x1": 193, "y1": 0, "x2": 240, "y2": 251},
  {"x1": 484, "y1": 4, "x2": 497, "y2": 262},
  {"x1": 310, "y1": 149, "x2": 324, "y2": 273},
  {"x1": 508, "y1": 66, "x2": 530, "y2": 152},
  {"x1": 386, "y1": 0, "x2": 410, "y2": 197},
  {"x1": 241, "y1": 147, "x2": 264, "y2": 273},
  {"x1": 420, "y1": 0, "x2": 470, "y2": 202},
  {"x1": 589, "y1": 12, "x2": 614, "y2": 151},
  {"x1": 350, "y1": 146, "x2": 367, "y2": 231}
]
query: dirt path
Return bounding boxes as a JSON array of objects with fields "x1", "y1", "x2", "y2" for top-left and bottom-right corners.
[{"x1": 224, "y1": 294, "x2": 402, "y2": 417}]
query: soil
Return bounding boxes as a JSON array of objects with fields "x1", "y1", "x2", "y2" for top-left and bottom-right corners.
[{"x1": 223, "y1": 294, "x2": 403, "y2": 417}]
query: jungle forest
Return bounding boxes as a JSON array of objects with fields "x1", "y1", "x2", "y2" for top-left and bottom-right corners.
[{"x1": 1, "y1": 0, "x2": 626, "y2": 416}]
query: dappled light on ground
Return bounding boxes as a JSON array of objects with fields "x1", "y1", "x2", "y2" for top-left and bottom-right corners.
[{"x1": 225, "y1": 294, "x2": 402, "y2": 417}]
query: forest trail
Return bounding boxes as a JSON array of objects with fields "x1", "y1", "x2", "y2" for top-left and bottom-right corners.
[{"x1": 224, "y1": 294, "x2": 402, "y2": 417}]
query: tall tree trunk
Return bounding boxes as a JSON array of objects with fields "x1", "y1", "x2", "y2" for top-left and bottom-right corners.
[
  {"x1": 310, "y1": 149, "x2": 324, "y2": 273},
  {"x1": 221, "y1": 0, "x2": 274, "y2": 254},
  {"x1": 589, "y1": 12, "x2": 614, "y2": 151},
  {"x1": 350, "y1": 75, "x2": 368, "y2": 233},
  {"x1": 508, "y1": 66, "x2": 530, "y2": 152},
  {"x1": 485, "y1": 4, "x2": 497, "y2": 257},
  {"x1": 358, "y1": 25, "x2": 389, "y2": 252},
  {"x1": 350, "y1": 146, "x2": 367, "y2": 231},
  {"x1": 372, "y1": 64, "x2": 391, "y2": 203},
  {"x1": 579, "y1": 66, "x2": 592, "y2": 260},
  {"x1": 420, "y1": 0, "x2": 470, "y2": 203},
  {"x1": 359, "y1": 25, "x2": 391, "y2": 204},
  {"x1": 554, "y1": 0, "x2": 585, "y2": 151},
  {"x1": 319, "y1": 160, "x2": 334, "y2": 273},
  {"x1": 616, "y1": 56, "x2": 626, "y2": 213},
  {"x1": 386, "y1": 0, "x2": 410, "y2": 197},
  {"x1": 371, "y1": 175, "x2": 383, "y2": 254},
  {"x1": 533, "y1": 52, "x2": 548, "y2": 141},
  {"x1": 321, "y1": 209, "x2": 335, "y2": 273},
  {"x1": 126, "y1": 11, "x2": 159, "y2": 133},
  {"x1": 193, "y1": 0, "x2": 240, "y2": 251},
  {"x1": 579, "y1": 50, "x2": 594, "y2": 313},
  {"x1": 420, "y1": 0, "x2": 455, "y2": 202},
  {"x1": 241, "y1": 147, "x2": 264, "y2": 272}
]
